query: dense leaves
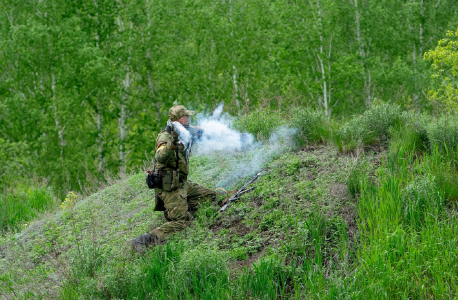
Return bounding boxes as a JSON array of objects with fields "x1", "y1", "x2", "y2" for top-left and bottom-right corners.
[{"x1": 0, "y1": 0, "x2": 457, "y2": 195}]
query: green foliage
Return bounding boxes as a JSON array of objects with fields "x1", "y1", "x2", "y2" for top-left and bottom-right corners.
[
  {"x1": 168, "y1": 248, "x2": 229, "y2": 295},
  {"x1": 390, "y1": 111, "x2": 430, "y2": 153},
  {"x1": 424, "y1": 28, "x2": 458, "y2": 110},
  {"x1": 1, "y1": 0, "x2": 455, "y2": 197},
  {"x1": 290, "y1": 107, "x2": 331, "y2": 145},
  {"x1": 68, "y1": 239, "x2": 106, "y2": 279},
  {"x1": 347, "y1": 160, "x2": 370, "y2": 198},
  {"x1": 237, "y1": 255, "x2": 293, "y2": 299},
  {"x1": 346, "y1": 145, "x2": 458, "y2": 298},
  {"x1": 235, "y1": 109, "x2": 286, "y2": 141},
  {"x1": 0, "y1": 184, "x2": 55, "y2": 233},
  {"x1": 427, "y1": 115, "x2": 458, "y2": 153},
  {"x1": 0, "y1": 139, "x2": 31, "y2": 187},
  {"x1": 333, "y1": 102, "x2": 403, "y2": 152}
]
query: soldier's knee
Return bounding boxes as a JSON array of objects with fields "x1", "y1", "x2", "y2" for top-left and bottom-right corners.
[{"x1": 164, "y1": 204, "x2": 191, "y2": 221}]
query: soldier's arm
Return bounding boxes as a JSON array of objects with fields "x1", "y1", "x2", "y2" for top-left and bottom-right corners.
[{"x1": 155, "y1": 133, "x2": 176, "y2": 164}]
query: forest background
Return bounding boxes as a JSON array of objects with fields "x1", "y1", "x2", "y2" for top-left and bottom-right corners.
[{"x1": 0, "y1": 0, "x2": 457, "y2": 198}]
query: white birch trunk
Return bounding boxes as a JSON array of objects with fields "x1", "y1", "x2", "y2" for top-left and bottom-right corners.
[
  {"x1": 97, "y1": 95, "x2": 103, "y2": 172},
  {"x1": 409, "y1": 0, "x2": 419, "y2": 109},
  {"x1": 317, "y1": 1, "x2": 329, "y2": 116},
  {"x1": 119, "y1": 70, "x2": 132, "y2": 176},
  {"x1": 233, "y1": 65, "x2": 239, "y2": 109},
  {"x1": 352, "y1": 0, "x2": 372, "y2": 107},
  {"x1": 52, "y1": 71, "x2": 66, "y2": 160}
]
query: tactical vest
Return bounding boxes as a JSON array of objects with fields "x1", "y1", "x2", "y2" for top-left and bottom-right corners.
[{"x1": 154, "y1": 130, "x2": 189, "y2": 178}]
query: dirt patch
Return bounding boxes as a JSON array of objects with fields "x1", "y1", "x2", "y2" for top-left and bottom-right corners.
[
  {"x1": 229, "y1": 219, "x2": 250, "y2": 236},
  {"x1": 338, "y1": 201, "x2": 359, "y2": 241},
  {"x1": 230, "y1": 249, "x2": 265, "y2": 272},
  {"x1": 209, "y1": 216, "x2": 247, "y2": 234},
  {"x1": 329, "y1": 183, "x2": 348, "y2": 201},
  {"x1": 252, "y1": 196, "x2": 263, "y2": 208}
]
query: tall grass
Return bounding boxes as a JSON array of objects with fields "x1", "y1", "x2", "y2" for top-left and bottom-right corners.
[
  {"x1": 290, "y1": 107, "x2": 331, "y2": 145},
  {"x1": 427, "y1": 115, "x2": 458, "y2": 154},
  {"x1": 0, "y1": 184, "x2": 55, "y2": 233},
  {"x1": 338, "y1": 145, "x2": 458, "y2": 299},
  {"x1": 333, "y1": 102, "x2": 403, "y2": 152},
  {"x1": 235, "y1": 109, "x2": 287, "y2": 141},
  {"x1": 60, "y1": 243, "x2": 301, "y2": 299},
  {"x1": 59, "y1": 208, "x2": 349, "y2": 299}
]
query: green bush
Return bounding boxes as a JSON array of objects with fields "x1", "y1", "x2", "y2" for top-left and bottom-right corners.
[
  {"x1": 333, "y1": 102, "x2": 403, "y2": 152},
  {"x1": 235, "y1": 109, "x2": 286, "y2": 141},
  {"x1": 364, "y1": 102, "x2": 403, "y2": 140},
  {"x1": 333, "y1": 115, "x2": 373, "y2": 152},
  {"x1": 390, "y1": 111, "x2": 430, "y2": 153},
  {"x1": 427, "y1": 115, "x2": 458, "y2": 153},
  {"x1": 402, "y1": 175, "x2": 443, "y2": 228},
  {"x1": 290, "y1": 107, "x2": 330, "y2": 145}
]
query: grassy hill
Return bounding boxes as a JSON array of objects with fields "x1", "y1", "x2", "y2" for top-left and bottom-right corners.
[{"x1": 1, "y1": 104, "x2": 458, "y2": 299}]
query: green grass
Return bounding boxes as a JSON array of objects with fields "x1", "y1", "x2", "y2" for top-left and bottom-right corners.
[
  {"x1": 235, "y1": 108, "x2": 287, "y2": 141},
  {"x1": 0, "y1": 184, "x2": 56, "y2": 233},
  {"x1": 333, "y1": 102, "x2": 403, "y2": 152},
  {"x1": 290, "y1": 107, "x2": 331, "y2": 146},
  {"x1": 2, "y1": 107, "x2": 458, "y2": 299}
]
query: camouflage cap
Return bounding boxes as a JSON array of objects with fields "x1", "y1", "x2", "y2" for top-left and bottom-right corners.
[{"x1": 169, "y1": 105, "x2": 195, "y2": 121}]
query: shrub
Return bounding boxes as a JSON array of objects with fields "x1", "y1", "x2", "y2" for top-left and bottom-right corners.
[
  {"x1": 333, "y1": 115, "x2": 374, "y2": 152},
  {"x1": 235, "y1": 109, "x2": 286, "y2": 141},
  {"x1": 402, "y1": 175, "x2": 443, "y2": 228},
  {"x1": 290, "y1": 107, "x2": 330, "y2": 145},
  {"x1": 333, "y1": 102, "x2": 403, "y2": 152},
  {"x1": 363, "y1": 102, "x2": 403, "y2": 141},
  {"x1": 427, "y1": 115, "x2": 458, "y2": 153}
]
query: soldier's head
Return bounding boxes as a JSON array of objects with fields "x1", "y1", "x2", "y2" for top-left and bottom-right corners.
[{"x1": 169, "y1": 105, "x2": 195, "y2": 125}]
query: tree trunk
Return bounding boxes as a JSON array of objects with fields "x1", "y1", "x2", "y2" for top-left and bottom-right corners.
[
  {"x1": 97, "y1": 95, "x2": 103, "y2": 172},
  {"x1": 52, "y1": 71, "x2": 66, "y2": 161},
  {"x1": 119, "y1": 70, "x2": 131, "y2": 176},
  {"x1": 352, "y1": 0, "x2": 372, "y2": 107}
]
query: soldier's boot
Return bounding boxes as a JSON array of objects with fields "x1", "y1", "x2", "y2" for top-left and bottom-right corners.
[{"x1": 129, "y1": 232, "x2": 162, "y2": 252}]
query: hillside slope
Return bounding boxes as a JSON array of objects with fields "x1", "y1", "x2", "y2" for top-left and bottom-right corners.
[{"x1": 0, "y1": 143, "x2": 368, "y2": 299}]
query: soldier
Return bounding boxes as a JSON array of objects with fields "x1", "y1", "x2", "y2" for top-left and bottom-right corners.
[{"x1": 130, "y1": 105, "x2": 216, "y2": 251}]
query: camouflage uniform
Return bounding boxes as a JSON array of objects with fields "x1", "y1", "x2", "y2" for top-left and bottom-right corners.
[{"x1": 150, "y1": 105, "x2": 216, "y2": 240}]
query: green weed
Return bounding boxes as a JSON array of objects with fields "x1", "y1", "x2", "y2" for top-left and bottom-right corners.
[
  {"x1": 427, "y1": 115, "x2": 458, "y2": 154},
  {"x1": 290, "y1": 107, "x2": 330, "y2": 145},
  {"x1": 235, "y1": 109, "x2": 286, "y2": 141},
  {"x1": 0, "y1": 184, "x2": 55, "y2": 233},
  {"x1": 347, "y1": 159, "x2": 370, "y2": 198},
  {"x1": 333, "y1": 102, "x2": 403, "y2": 152}
]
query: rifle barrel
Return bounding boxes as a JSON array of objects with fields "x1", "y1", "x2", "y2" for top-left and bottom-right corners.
[{"x1": 219, "y1": 171, "x2": 263, "y2": 212}]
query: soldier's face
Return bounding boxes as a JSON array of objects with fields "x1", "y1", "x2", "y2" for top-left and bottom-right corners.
[{"x1": 179, "y1": 115, "x2": 190, "y2": 125}]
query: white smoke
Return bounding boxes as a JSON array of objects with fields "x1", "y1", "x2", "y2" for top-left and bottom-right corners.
[
  {"x1": 170, "y1": 120, "x2": 192, "y2": 146},
  {"x1": 191, "y1": 103, "x2": 297, "y2": 188},
  {"x1": 194, "y1": 103, "x2": 255, "y2": 154}
]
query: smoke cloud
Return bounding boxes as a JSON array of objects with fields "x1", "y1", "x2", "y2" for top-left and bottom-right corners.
[
  {"x1": 191, "y1": 103, "x2": 297, "y2": 188},
  {"x1": 194, "y1": 103, "x2": 255, "y2": 155}
]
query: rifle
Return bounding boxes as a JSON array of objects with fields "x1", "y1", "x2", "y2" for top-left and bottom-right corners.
[{"x1": 219, "y1": 170, "x2": 263, "y2": 212}]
